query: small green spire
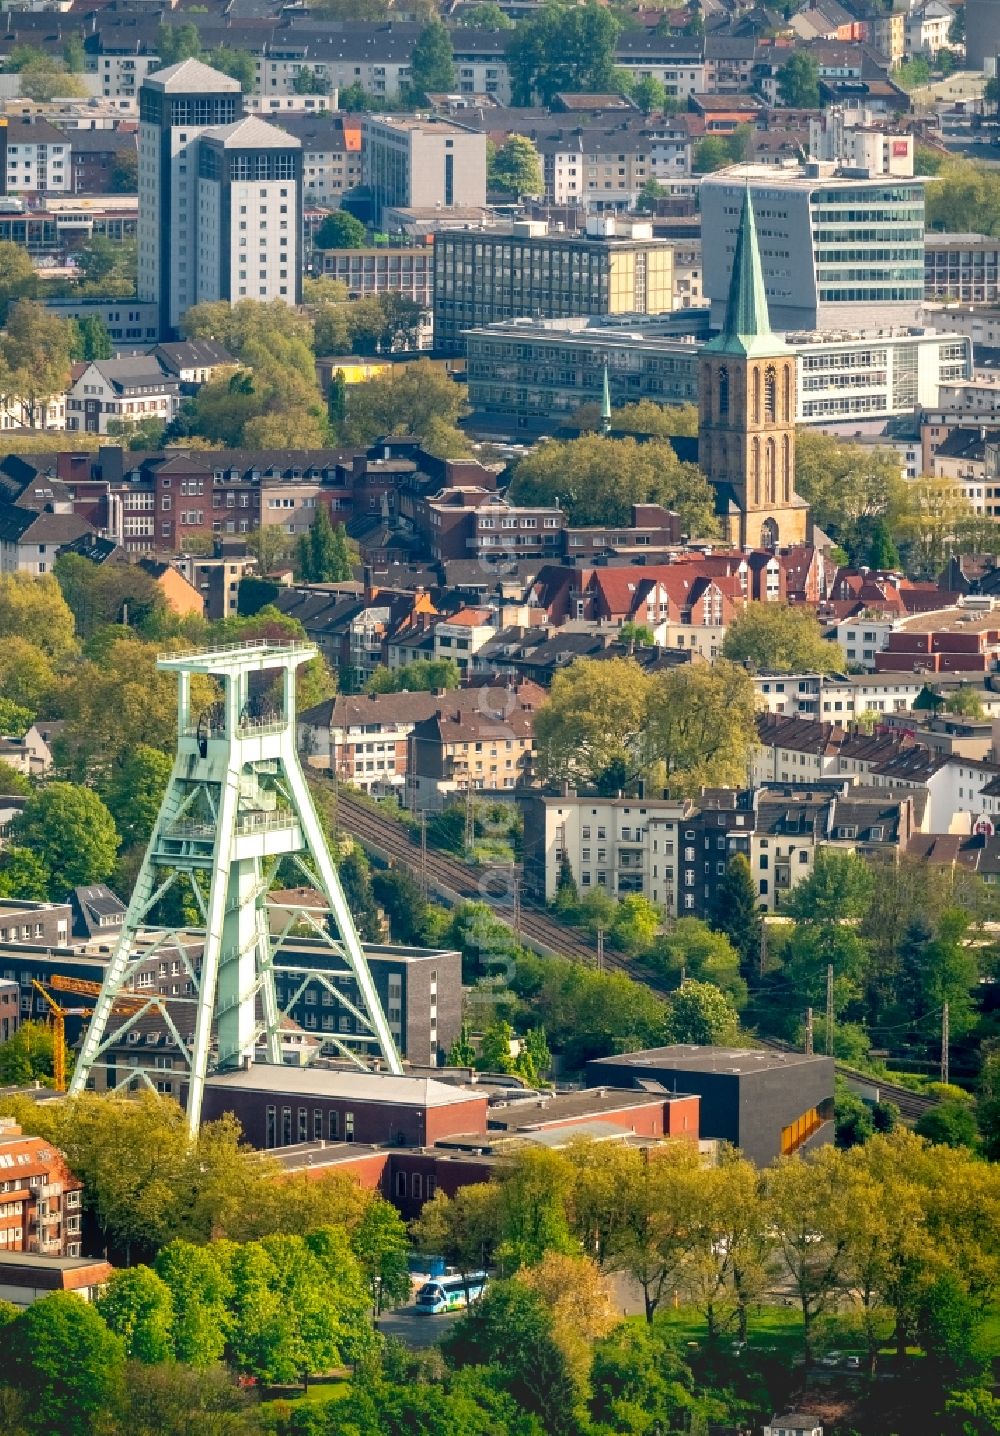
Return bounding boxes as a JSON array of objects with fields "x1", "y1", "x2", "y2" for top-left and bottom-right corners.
[{"x1": 601, "y1": 358, "x2": 612, "y2": 434}]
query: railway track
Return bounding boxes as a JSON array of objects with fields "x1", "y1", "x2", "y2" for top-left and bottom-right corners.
[
  {"x1": 336, "y1": 792, "x2": 941, "y2": 1110},
  {"x1": 335, "y1": 791, "x2": 640, "y2": 978}
]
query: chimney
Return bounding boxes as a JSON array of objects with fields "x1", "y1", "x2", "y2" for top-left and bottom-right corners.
[{"x1": 363, "y1": 564, "x2": 377, "y2": 602}]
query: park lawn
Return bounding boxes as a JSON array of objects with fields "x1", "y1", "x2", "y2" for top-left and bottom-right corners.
[
  {"x1": 260, "y1": 1379, "x2": 350, "y2": 1411},
  {"x1": 654, "y1": 1302, "x2": 805, "y2": 1361}
]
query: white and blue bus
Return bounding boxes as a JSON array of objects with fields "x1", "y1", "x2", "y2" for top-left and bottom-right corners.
[{"x1": 414, "y1": 1270, "x2": 489, "y2": 1314}]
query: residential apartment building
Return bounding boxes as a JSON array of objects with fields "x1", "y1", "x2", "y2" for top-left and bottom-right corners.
[
  {"x1": 2, "y1": 119, "x2": 71, "y2": 195},
  {"x1": 753, "y1": 669, "x2": 1000, "y2": 722},
  {"x1": 65, "y1": 357, "x2": 179, "y2": 435},
  {"x1": 0, "y1": 1123, "x2": 83, "y2": 1258},
  {"x1": 277, "y1": 111, "x2": 361, "y2": 209},
  {"x1": 520, "y1": 791, "x2": 689, "y2": 914},
  {"x1": 362, "y1": 114, "x2": 486, "y2": 226},
  {"x1": 700, "y1": 162, "x2": 925, "y2": 332},
  {"x1": 407, "y1": 693, "x2": 536, "y2": 810},
  {"x1": 67, "y1": 128, "x2": 136, "y2": 195},
  {"x1": 433, "y1": 216, "x2": 676, "y2": 356},
  {"x1": 195, "y1": 115, "x2": 302, "y2": 310}
]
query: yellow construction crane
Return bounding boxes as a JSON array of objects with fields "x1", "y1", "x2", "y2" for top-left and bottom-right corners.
[
  {"x1": 32, "y1": 978, "x2": 149, "y2": 1094},
  {"x1": 30, "y1": 981, "x2": 79, "y2": 1093},
  {"x1": 48, "y1": 974, "x2": 147, "y2": 1014}
]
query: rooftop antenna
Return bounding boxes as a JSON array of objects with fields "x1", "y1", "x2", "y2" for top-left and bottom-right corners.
[{"x1": 71, "y1": 641, "x2": 402, "y2": 1134}]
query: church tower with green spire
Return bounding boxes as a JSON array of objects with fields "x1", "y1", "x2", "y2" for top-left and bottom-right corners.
[{"x1": 698, "y1": 186, "x2": 810, "y2": 550}]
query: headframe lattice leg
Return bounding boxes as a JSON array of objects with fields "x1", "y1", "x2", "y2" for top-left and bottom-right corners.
[{"x1": 70, "y1": 641, "x2": 402, "y2": 1134}]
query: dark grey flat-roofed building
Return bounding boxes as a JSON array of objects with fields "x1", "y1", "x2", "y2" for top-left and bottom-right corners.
[{"x1": 587, "y1": 1044, "x2": 834, "y2": 1165}]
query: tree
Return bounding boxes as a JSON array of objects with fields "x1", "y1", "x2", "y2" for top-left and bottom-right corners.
[
  {"x1": 337, "y1": 845, "x2": 382, "y2": 942},
  {"x1": 794, "y1": 430, "x2": 909, "y2": 561},
  {"x1": 665, "y1": 980, "x2": 740, "y2": 1044},
  {"x1": 11, "y1": 50, "x2": 87, "y2": 102},
  {"x1": 509, "y1": 433, "x2": 718, "y2": 536},
  {"x1": 631, "y1": 76, "x2": 667, "y2": 114},
  {"x1": 693, "y1": 135, "x2": 732, "y2": 174},
  {"x1": 0, "y1": 1021, "x2": 68, "y2": 1087},
  {"x1": 533, "y1": 657, "x2": 650, "y2": 791},
  {"x1": 516, "y1": 1252, "x2": 616, "y2": 1388},
  {"x1": 371, "y1": 866, "x2": 429, "y2": 944},
  {"x1": 457, "y1": 2, "x2": 514, "y2": 24},
  {"x1": 783, "y1": 849, "x2": 875, "y2": 924},
  {"x1": 723, "y1": 602, "x2": 845, "y2": 674},
  {"x1": 205, "y1": 49, "x2": 256, "y2": 89},
  {"x1": 153, "y1": 1242, "x2": 230, "y2": 1368},
  {"x1": 443, "y1": 1279, "x2": 582, "y2": 1435},
  {"x1": 410, "y1": 1185, "x2": 501, "y2": 1291},
  {"x1": 101, "y1": 744, "x2": 172, "y2": 851},
  {"x1": 977, "y1": 1046, "x2": 1000, "y2": 1160},
  {"x1": 351, "y1": 1197, "x2": 412, "y2": 1314},
  {"x1": 0, "y1": 302, "x2": 74, "y2": 429},
  {"x1": 54, "y1": 553, "x2": 165, "y2": 637},
  {"x1": 708, "y1": 855, "x2": 762, "y2": 983},
  {"x1": 340, "y1": 359, "x2": 466, "y2": 445},
  {"x1": 946, "y1": 684, "x2": 983, "y2": 718},
  {"x1": 96, "y1": 1267, "x2": 175, "y2": 1364},
  {"x1": 12, "y1": 783, "x2": 118, "y2": 898},
  {"x1": 105, "y1": 1362, "x2": 262, "y2": 1436},
  {"x1": 643, "y1": 660, "x2": 759, "y2": 797},
  {"x1": 477, "y1": 1018, "x2": 517, "y2": 1073},
  {"x1": 314, "y1": 210, "x2": 367, "y2": 250},
  {"x1": 609, "y1": 893, "x2": 662, "y2": 956},
  {"x1": 0, "y1": 848, "x2": 50, "y2": 901},
  {"x1": 507, "y1": 2, "x2": 622, "y2": 105},
  {"x1": 777, "y1": 52, "x2": 820, "y2": 108},
  {"x1": 0, "y1": 699, "x2": 34, "y2": 737},
  {"x1": 766, "y1": 1148, "x2": 850, "y2": 1359},
  {"x1": 636, "y1": 177, "x2": 666, "y2": 212},
  {"x1": 2, "y1": 1292, "x2": 125, "y2": 1436},
  {"x1": 916, "y1": 1099, "x2": 980, "y2": 1151},
  {"x1": 69, "y1": 315, "x2": 114, "y2": 362},
  {"x1": 0, "y1": 636, "x2": 57, "y2": 712},
  {"x1": 408, "y1": 20, "x2": 456, "y2": 100},
  {"x1": 297, "y1": 507, "x2": 354, "y2": 583},
  {"x1": 489, "y1": 136, "x2": 543, "y2": 198},
  {"x1": 654, "y1": 917, "x2": 746, "y2": 1005},
  {"x1": 447, "y1": 1023, "x2": 476, "y2": 1067},
  {"x1": 867, "y1": 516, "x2": 901, "y2": 571},
  {"x1": 110, "y1": 146, "x2": 138, "y2": 195},
  {"x1": 0, "y1": 241, "x2": 35, "y2": 323}
]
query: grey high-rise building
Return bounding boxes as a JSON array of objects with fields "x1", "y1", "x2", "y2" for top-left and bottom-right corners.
[
  {"x1": 139, "y1": 60, "x2": 302, "y2": 339},
  {"x1": 700, "y1": 163, "x2": 925, "y2": 334}
]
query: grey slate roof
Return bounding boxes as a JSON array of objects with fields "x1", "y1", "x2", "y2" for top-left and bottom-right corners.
[{"x1": 144, "y1": 58, "x2": 242, "y2": 93}]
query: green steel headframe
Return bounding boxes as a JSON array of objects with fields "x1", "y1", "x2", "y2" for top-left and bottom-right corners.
[{"x1": 70, "y1": 640, "x2": 403, "y2": 1133}]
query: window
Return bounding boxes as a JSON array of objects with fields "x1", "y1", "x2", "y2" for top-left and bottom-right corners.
[{"x1": 344, "y1": 1111, "x2": 355, "y2": 1142}]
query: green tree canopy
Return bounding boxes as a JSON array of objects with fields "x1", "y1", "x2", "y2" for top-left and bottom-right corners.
[
  {"x1": 722, "y1": 602, "x2": 845, "y2": 673},
  {"x1": 510, "y1": 432, "x2": 718, "y2": 535},
  {"x1": 777, "y1": 52, "x2": 820, "y2": 107},
  {"x1": 489, "y1": 135, "x2": 544, "y2": 198},
  {"x1": 1, "y1": 1292, "x2": 125, "y2": 1436},
  {"x1": 314, "y1": 210, "x2": 368, "y2": 249},
  {"x1": 534, "y1": 656, "x2": 758, "y2": 796},
  {"x1": 665, "y1": 979, "x2": 741, "y2": 1044},
  {"x1": 408, "y1": 19, "x2": 456, "y2": 99},
  {"x1": 507, "y1": 1, "x2": 622, "y2": 104},
  {"x1": 96, "y1": 1267, "x2": 175, "y2": 1364},
  {"x1": 11, "y1": 783, "x2": 119, "y2": 898},
  {"x1": 338, "y1": 358, "x2": 466, "y2": 445}
]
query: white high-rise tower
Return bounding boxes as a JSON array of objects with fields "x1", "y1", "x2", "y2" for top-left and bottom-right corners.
[{"x1": 138, "y1": 59, "x2": 302, "y2": 340}]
